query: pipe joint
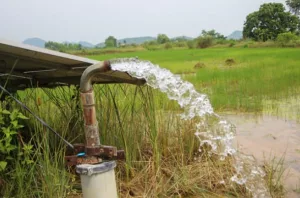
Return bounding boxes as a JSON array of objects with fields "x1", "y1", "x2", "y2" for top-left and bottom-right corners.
[{"x1": 80, "y1": 61, "x2": 111, "y2": 93}]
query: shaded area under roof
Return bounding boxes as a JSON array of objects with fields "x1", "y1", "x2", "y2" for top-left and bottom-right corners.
[{"x1": 0, "y1": 40, "x2": 144, "y2": 91}]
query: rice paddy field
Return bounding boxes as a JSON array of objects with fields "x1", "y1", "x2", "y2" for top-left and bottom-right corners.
[
  {"x1": 1, "y1": 47, "x2": 299, "y2": 197},
  {"x1": 89, "y1": 48, "x2": 300, "y2": 117}
]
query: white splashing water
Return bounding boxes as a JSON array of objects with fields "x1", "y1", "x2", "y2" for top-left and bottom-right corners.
[{"x1": 111, "y1": 58, "x2": 269, "y2": 198}]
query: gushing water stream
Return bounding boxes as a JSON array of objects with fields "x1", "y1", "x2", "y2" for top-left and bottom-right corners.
[{"x1": 111, "y1": 58, "x2": 269, "y2": 197}]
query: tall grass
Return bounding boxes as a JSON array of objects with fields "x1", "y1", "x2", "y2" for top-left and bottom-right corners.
[
  {"x1": 0, "y1": 83, "x2": 274, "y2": 197},
  {"x1": 92, "y1": 84, "x2": 251, "y2": 197}
]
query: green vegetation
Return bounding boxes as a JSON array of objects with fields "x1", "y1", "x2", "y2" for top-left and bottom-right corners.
[
  {"x1": 157, "y1": 34, "x2": 170, "y2": 44},
  {"x1": 105, "y1": 36, "x2": 117, "y2": 48},
  {"x1": 276, "y1": 32, "x2": 299, "y2": 47},
  {"x1": 0, "y1": 109, "x2": 31, "y2": 172},
  {"x1": 243, "y1": 3, "x2": 300, "y2": 41},
  {"x1": 117, "y1": 36, "x2": 156, "y2": 45},
  {"x1": 0, "y1": 88, "x2": 76, "y2": 197},
  {"x1": 201, "y1": 30, "x2": 226, "y2": 40},
  {"x1": 89, "y1": 48, "x2": 300, "y2": 114},
  {"x1": 286, "y1": 0, "x2": 300, "y2": 15},
  {"x1": 45, "y1": 41, "x2": 83, "y2": 52},
  {"x1": 195, "y1": 35, "x2": 214, "y2": 48}
]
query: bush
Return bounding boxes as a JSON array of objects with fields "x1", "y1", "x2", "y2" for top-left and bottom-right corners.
[
  {"x1": 229, "y1": 42, "x2": 235, "y2": 47},
  {"x1": 144, "y1": 45, "x2": 161, "y2": 51},
  {"x1": 276, "y1": 32, "x2": 298, "y2": 47},
  {"x1": 215, "y1": 39, "x2": 227, "y2": 45},
  {"x1": 143, "y1": 41, "x2": 160, "y2": 50},
  {"x1": 196, "y1": 36, "x2": 213, "y2": 48},
  {"x1": 174, "y1": 41, "x2": 187, "y2": 48},
  {"x1": 0, "y1": 108, "x2": 32, "y2": 172},
  {"x1": 131, "y1": 43, "x2": 138, "y2": 48},
  {"x1": 143, "y1": 41, "x2": 157, "y2": 46},
  {"x1": 187, "y1": 40, "x2": 195, "y2": 49},
  {"x1": 164, "y1": 42, "x2": 173, "y2": 49}
]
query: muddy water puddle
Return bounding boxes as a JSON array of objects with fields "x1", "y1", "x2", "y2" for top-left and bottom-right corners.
[{"x1": 224, "y1": 114, "x2": 300, "y2": 197}]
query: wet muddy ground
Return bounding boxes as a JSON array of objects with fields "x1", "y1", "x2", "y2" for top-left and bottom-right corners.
[{"x1": 224, "y1": 114, "x2": 300, "y2": 198}]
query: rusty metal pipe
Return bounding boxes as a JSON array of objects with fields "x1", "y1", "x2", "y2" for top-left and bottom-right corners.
[
  {"x1": 80, "y1": 61, "x2": 111, "y2": 92},
  {"x1": 80, "y1": 61, "x2": 111, "y2": 151},
  {"x1": 76, "y1": 61, "x2": 119, "y2": 198}
]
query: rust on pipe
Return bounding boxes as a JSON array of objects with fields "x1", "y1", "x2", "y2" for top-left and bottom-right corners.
[{"x1": 80, "y1": 61, "x2": 111, "y2": 148}]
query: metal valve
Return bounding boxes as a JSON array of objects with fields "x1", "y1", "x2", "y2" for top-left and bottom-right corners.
[{"x1": 65, "y1": 143, "x2": 125, "y2": 166}]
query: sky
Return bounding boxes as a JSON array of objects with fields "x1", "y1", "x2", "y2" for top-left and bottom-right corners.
[{"x1": 0, "y1": 0, "x2": 286, "y2": 45}]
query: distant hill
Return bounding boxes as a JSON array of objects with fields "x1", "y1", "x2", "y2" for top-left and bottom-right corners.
[
  {"x1": 227, "y1": 31, "x2": 243, "y2": 40},
  {"x1": 79, "y1": 41, "x2": 94, "y2": 48},
  {"x1": 23, "y1": 38, "x2": 46, "y2": 48}
]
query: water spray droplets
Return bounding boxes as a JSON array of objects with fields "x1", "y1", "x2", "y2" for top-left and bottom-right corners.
[{"x1": 111, "y1": 58, "x2": 269, "y2": 198}]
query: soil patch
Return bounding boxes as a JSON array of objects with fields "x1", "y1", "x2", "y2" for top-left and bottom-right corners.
[{"x1": 194, "y1": 62, "x2": 206, "y2": 69}]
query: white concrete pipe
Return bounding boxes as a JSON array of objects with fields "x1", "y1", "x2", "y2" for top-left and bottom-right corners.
[{"x1": 76, "y1": 161, "x2": 118, "y2": 198}]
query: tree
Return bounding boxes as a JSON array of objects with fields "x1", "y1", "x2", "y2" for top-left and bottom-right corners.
[
  {"x1": 243, "y1": 3, "x2": 300, "y2": 41},
  {"x1": 45, "y1": 41, "x2": 83, "y2": 52},
  {"x1": 201, "y1": 30, "x2": 226, "y2": 40},
  {"x1": 105, "y1": 36, "x2": 117, "y2": 47},
  {"x1": 157, "y1": 34, "x2": 170, "y2": 44},
  {"x1": 286, "y1": 0, "x2": 300, "y2": 15}
]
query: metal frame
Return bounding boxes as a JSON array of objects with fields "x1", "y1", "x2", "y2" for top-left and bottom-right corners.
[{"x1": 0, "y1": 40, "x2": 144, "y2": 90}]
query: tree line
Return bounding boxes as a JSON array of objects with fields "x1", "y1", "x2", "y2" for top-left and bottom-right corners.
[
  {"x1": 103, "y1": 0, "x2": 300, "y2": 48},
  {"x1": 45, "y1": 0, "x2": 300, "y2": 52},
  {"x1": 45, "y1": 41, "x2": 82, "y2": 52},
  {"x1": 104, "y1": 29, "x2": 228, "y2": 49}
]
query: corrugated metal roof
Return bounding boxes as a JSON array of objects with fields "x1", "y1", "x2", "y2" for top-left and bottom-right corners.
[{"x1": 0, "y1": 39, "x2": 144, "y2": 90}]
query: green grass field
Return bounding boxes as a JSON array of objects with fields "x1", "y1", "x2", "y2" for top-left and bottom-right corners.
[{"x1": 89, "y1": 48, "x2": 300, "y2": 115}]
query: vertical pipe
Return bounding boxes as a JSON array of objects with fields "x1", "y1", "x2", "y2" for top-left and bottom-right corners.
[
  {"x1": 78, "y1": 61, "x2": 118, "y2": 198},
  {"x1": 80, "y1": 90, "x2": 100, "y2": 148},
  {"x1": 80, "y1": 61, "x2": 111, "y2": 151}
]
